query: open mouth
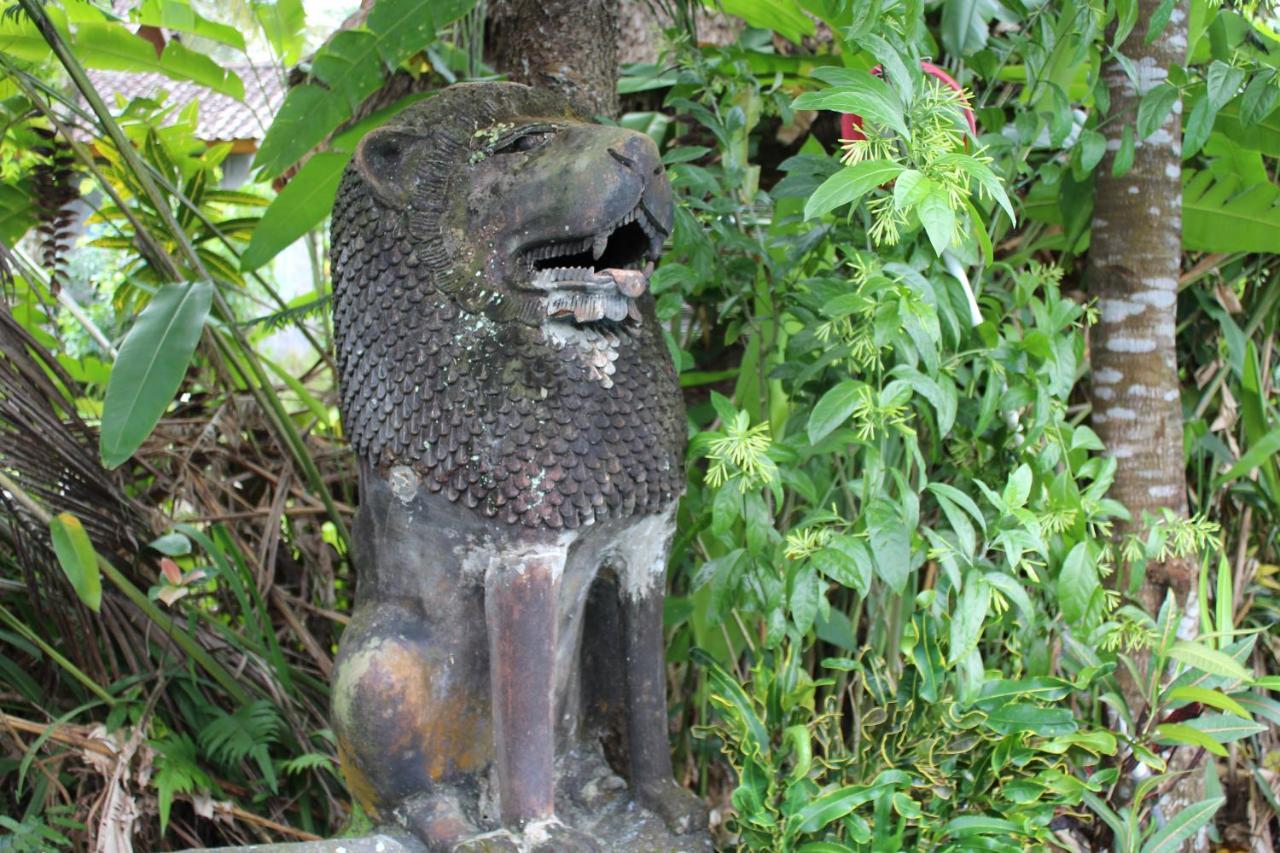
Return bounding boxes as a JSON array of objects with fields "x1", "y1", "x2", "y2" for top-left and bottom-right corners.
[{"x1": 521, "y1": 204, "x2": 666, "y2": 324}]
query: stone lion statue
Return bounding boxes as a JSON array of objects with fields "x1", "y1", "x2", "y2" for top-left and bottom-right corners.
[{"x1": 329, "y1": 82, "x2": 708, "y2": 851}]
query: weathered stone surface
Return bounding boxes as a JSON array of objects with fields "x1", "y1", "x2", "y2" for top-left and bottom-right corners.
[
  {"x1": 329, "y1": 81, "x2": 708, "y2": 850},
  {"x1": 196, "y1": 832, "x2": 423, "y2": 853}
]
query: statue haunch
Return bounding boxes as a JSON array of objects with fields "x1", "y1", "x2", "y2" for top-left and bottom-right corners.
[{"x1": 330, "y1": 82, "x2": 708, "y2": 851}]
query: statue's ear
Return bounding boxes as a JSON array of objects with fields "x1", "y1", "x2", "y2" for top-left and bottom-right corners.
[{"x1": 353, "y1": 127, "x2": 424, "y2": 209}]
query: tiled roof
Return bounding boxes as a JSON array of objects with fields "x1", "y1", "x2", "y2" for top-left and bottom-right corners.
[{"x1": 86, "y1": 64, "x2": 284, "y2": 144}]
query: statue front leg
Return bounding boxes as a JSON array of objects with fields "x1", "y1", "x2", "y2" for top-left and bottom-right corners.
[
  {"x1": 621, "y1": 586, "x2": 709, "y2": 837},
  {"x1": 480, "y1": 555, "x2": 600, "y2": 852}
]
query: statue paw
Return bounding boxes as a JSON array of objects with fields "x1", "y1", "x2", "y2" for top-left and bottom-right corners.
[
  {"x1": 636, "y1": 779, "x2": 709, "y2": 836},
  {"x1": 523, "y1": 818, "x2": 601, "y2": 852},
  {"x1": 449, "y1": 829, "x2": 521, "y2": 852}
]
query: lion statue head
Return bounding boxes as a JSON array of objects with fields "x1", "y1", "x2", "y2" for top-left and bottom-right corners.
[{"x1": 331, "y1": 82, "x2": 685, "y2": 530}]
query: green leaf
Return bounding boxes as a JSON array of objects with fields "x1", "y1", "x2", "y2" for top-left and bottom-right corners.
[
  {"x1": 983, "y1": 703, "x2": 1076, "y2": 736},
  {"x1": 918, "y1": 187, "x2": 956, "y2": 254},
  {"x1": 807, "y1": 380, "x2": 864, "y2": 444},
  {"x1": 49, "y1": 513, "x2": 101, "y2": 612},
  {"x1": 253, "y1": 0, "x2": 305, "y2": 64},
  {"x1": 1182, "y1": 96, "x2": 1215, "y2": 159},
  {"x1": 1183, "y1": 168, "x2": 1280, "y2": 253},
  {"x1": 867, "y1": 498, "x2": 911, "y2": 593},
  {"x1": 803, "y1": 159, "x2": 905, "y2": 220},
  {"x1": 926, "y1": 483, "x2": 986, "y2": 533},
  {"x1": 1239, "y1": 70, "x2": 1278, "y2": 127},
  {"x1": 1140, "y1": 797, "x2": 1224, "y2": 853},
  {"x1": 803, "y1": 67, "x2": 911, "y2": 139},
  {"x1": 1077, "y1": 129, "x2": 1106, "y2": 174},
  {"x1": 241, "y1": 152, "x2": 350, "y2": 271},
  {"x1": 1183, "y1": 712, "x2": 1267, "y2": 743},
  {"x1": 253, "y1": 0, "x2": 477, "y2": 177},
  {"x1": 1206, "y1": 62, "x2": 1246, "y2": 113},
  {"x1": 974, "y1": 677, "x2": 1072, "y2": 708},
  {"x1": 1144, "y1": 0, "x2": 1177, "y2": 43},
  {"x1": 943, "y1": 815, "x2": 1021, "y2": 838},
  {"x1": 1216, "y1": 425, "x2": 1280, "y2": 486},
  {"x1": 1112, "y1": 127, "x2": 1135, "y2": 176},
  {"x1": 75, "y1": 22, "x2": 244, "y2": 99},
  {"x1": 709, "y1": 0, "x2": 814, "y2": 44},
  {"x1": 1136, "y1": 83, "x2": 1179, "y2": 141},
  {"x1": 935, "y1": 153, "x2": 1016, "y2": 223},
  {"x1": 101, "y1": 281, "x2": 214, "y2": 468},
  {"x1": 1167, "y1": 640, "x2": 1253, "y2": 683},
  {"x1": 941, "y1": 0, "x2": 1000, "y2": 56},
  {"x1": 949, "y1": 572, "x2": 989, "y2": 664},
  {"x1": 310, "y1": 30, "x2": 385, "y2": 111},
  {"x1": 134, "y1": 0, "x2": 245, "y2": 50},
  {"x1": 1165, "y1": 686, "x2": 1251, "y2": 719},
  {"x1": 1058, "y1": 542, "x2": 1098, "y2": 624}
]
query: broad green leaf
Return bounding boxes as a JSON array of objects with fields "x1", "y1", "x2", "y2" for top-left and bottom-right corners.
[
  {"x1": 1136, "y1": 83, "x2": 1179, "y2": 141},
  {"x1": 1077, "y1": 129, "x2": 1106, "y2": 173},
  {"x1": 310, "y1": 30, "x2": 385, "y2": 111},
  {"x1": 49, "y1": 513, "x2": 101, "y2": 612},
  {"x1": 252, "y1": 85, "x2": 351, "y2": 177},
  {"x1": 926, "y1": 482, "x2": 986, "y2": 532},
  {"x1": 949, "y1": 572, "x2": 989, "y2": 664},
  {"x1": 943, "y1": 815, "x2": 1020, "y2": 837},
  {"x1": 803, "y1": 160, "x2": 905, "y2": 220},
  {"x1": 1183, "y1": 168, "x2": 1280, "y2": 253},
  {"x1": 1112, "y1": 127, "x2": 1135, "y2": 176},
  {"x1": 793, "y1": 771, "x2": 910, "y2": 833},
  {"x1": 1140, "y1": 797, "x2": 1224, "y2": 853},
  {"x1": 1166, "y1": 686, "x2": 1244, "y2": 722},
  {"x1": 1058, "y1": 542, "x2": 1098, "y2": 624},
  {"x1": 807, "y1": 380, "x2": 864, "y2": 444},
  {"x1": 1206, "y1": 61, "x2": 1246, "y2": 112},
  {"x1": 1168, "y1": 639, "x2": 1253, "y2": 683},
  {"x1": 1216, "y1": 99, "x2": 1280, "y2": 156},
  {"x1": 241, "y1": 152, "x2": 350, "y2": 271},
  {"x1": 1183, "y1": 712, "x2": 1267, "y2": 743},
  {"x1": 1182, "y1": 97, "x2": 1215, "y2": 159},
  {"x1": 804, "y1": 67, "x2": 911, "y2": 139},
  {"x1": 253, "y1": 0, "x2": 305, "y2": 64},
  {"x1": 985, "y1": 572, "x2": 1034, "y2": 620},
  {"x1": 983, "y1": 703, "x2": 1076, "y2": 736},
  {"x1": 1144, "y1": 0, "x2": 1177, "y2": 43},
  {"x1": 975, "y1": 677, "x2": 1072, "y2": 708},
  {"x1": 253, "y1": 0, "x2": 478, "y2": 177},
  {"x1": 367, "y1": 0, "x2": 476, "y2": 65},
  {"x1": 941, "y1": 0, "x2": 1000, "y2": 56},
  {"x1": 75, "y1": 22, "x2": 244, "y2": 99},
  {"x1": 1239, "y1": 70, "x2": 1279, "y2": 127},
  {"x1": 1217, "y1": 425, "x2": 1280, "y2": 485},
  {"x1": 134, "y1": 0, "x2": 245, "y2": 50},
  {"x1": 101, "y1": 281, "x2": 214, "y2": 468},
  {"x1": 706, "y1": 0, "x2": 814, "y2": 43},
  {"x1": 867, "y1": 498, "x2": 911, "y2": 593},
  {"x1": 918, "y1": 187, "x2": 956, "y2": 254}
]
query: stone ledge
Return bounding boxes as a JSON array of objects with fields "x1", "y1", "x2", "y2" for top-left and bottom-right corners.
[{"x1": 195, "y1": 833, "x2": 424, "y2": 853}]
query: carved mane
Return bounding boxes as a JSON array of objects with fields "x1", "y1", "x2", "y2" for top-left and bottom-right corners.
[{"x1": 330, "y1": 83, "x2": 686, "y2": 530}]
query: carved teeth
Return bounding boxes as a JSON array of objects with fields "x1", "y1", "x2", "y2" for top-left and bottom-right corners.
[{"x1": 592, "y1": 232, "x2": 608, "y2": 260}]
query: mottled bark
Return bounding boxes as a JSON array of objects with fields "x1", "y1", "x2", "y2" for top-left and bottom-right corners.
[
  {"x1": 1088, "y1": 0, "x2": 1192, "y2": 611},
  {"x1": 489, "y1": 0, "x2": 620, "y2": 118},
  {"x1": 1088, "y1": 0, "x2": 1203, "y2": 842}
]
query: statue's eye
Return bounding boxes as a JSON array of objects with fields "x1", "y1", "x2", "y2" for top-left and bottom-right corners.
[{"x1": 495, "y1": 129, "x2": 553, "y2": 155}]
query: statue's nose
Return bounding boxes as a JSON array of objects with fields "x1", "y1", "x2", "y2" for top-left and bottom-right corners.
[{"x1": 607, "y1": 131, "x2": 673, "y2": 237}]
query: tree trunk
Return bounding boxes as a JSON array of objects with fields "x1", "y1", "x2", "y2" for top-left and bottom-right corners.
[
  {"x1": 1087, "y1": 0, "x2": 1203, "y2": 843},
  {"x1": 488, "y1": 0, "x2": 620, "y2": 118},
  {"x1": 1089, "y1": 3, "x2": 1192, "y2": 611}
]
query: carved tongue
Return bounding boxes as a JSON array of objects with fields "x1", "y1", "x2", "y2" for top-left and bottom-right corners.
[{"x1": 604, "y1": 267, "x2": 648, "y2": 298}]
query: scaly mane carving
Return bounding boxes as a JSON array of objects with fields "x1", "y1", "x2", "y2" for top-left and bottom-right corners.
[{"x1": 331, "y1": 83, "x2": 685, "y2": 530}]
